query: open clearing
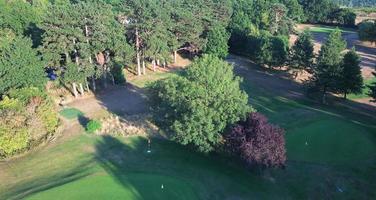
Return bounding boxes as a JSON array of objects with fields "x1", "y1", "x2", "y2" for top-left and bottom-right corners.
[{"x1": 1, "y1": 55, "x2": 376, "y2": 199}]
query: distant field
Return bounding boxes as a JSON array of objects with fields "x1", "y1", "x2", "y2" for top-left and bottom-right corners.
[{"x1": 308, "y1": 26, "x2": 356, "y2": 34}]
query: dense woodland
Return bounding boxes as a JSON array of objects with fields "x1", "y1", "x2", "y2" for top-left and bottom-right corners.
[{"x1": 0, "y1": 0, "x2": 375, "y2": 166}]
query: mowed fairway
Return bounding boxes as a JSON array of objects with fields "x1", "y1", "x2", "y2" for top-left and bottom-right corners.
[{"x1": 1, "y1": 56, "x2": 376, "y2": 199}]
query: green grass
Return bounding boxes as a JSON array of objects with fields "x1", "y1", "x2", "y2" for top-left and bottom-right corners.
[
  {"x1": 28, "y1": 174, "x2": 199, "y2": 200},
  {"x1": 1, "y1": 135, "x2": 278, "y2": 200},
  {"x1": 241, "y1": 79, "x2": 376, "y2": 164},
  {"x1": 59, "y1": 108, "x2": 84, "y2": 120},
  {"x1": 2, "y1": 66, "x2": 376, "y2": 199},
  {"x1": 348, "y1": 77, "x2": 376, "y2": 100},
  {"x1": 309, "y1": 26, "x2": 356, "y2": 34},
  {"x1": 129, "y1": 70, "x2": 180, "y2": 88}
]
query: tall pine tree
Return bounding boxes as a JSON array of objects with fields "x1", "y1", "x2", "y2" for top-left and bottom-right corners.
[
  {"x1": 339, "y1": 49, "x2": 363, "y2": 99},
  {"x1": 290, "y1": 29, "x2": 314, "y2": 78},
  {"x1": 313, "y1": 29, "x2": 346, "y2": 103}
]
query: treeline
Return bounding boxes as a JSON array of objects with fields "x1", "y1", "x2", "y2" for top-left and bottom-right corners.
[
  {"x1": 331, "y1": 0, "x2": 376, "y2": 7},
  {"x1": 1, "y1": 0, "x2": 235, "y2": 97},
  {"x1": 299, "y1": 0, "x2": 357, "y2": 26},
  {"x1": 0, "y1": 0, "x2": 374, "y2": 158}
]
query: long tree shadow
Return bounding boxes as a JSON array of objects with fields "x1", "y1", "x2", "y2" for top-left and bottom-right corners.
[
  {"x1": 3, "y1": 160, "x2": 94, "y2": 200},
  {"x1": 94, "y1": 135, "x2": 278, "y2": 199},
  {"x1": 94, "y1": 135, "x2": 199, "y2": 199},
  {"x1": 94, "y1": 84, "x2": 149, "y2": 116}
]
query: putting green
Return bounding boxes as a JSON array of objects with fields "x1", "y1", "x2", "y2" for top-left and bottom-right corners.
[
  {"x1": 27, "y1": 173, "x2": 199, "y2": 200},
  {"x1": 59, "y1": 108, "x2": 84, "y2": 120},
  {"x1": 286, "y1": 118, "x2": 376, "y2": 163}
]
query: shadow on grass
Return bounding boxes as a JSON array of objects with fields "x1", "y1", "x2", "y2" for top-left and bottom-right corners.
[
  {"x1": 3, "y1": 160, "x2": 94, "y2": 200},
  {"x1": 93, "y1": 135, "x2": 276, "y2": 199},
  {"x1": 78, "y1": 115, "x2": 90, "y2": 128}
]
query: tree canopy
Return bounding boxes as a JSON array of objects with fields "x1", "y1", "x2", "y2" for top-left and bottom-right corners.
[
  {"x1": 150, "y1": 55, "x2": 250, "y2": 153},
  {"x1": 311, "y1": 29, "x2": 347, "y2": 103},
  {"x1": 0, "y1": 35, "x2": 46, "y2": 95}
]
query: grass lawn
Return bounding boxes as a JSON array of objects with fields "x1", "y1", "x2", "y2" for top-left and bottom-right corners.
[
  {"x1": 309, "y1": 26, "x2": 356, "y2": 34},
  {"x1": 348, "y1": 77, "x2": 376, "y2": 100},
  {"x1": 2, "y1": 135, "x2": 277, "y2": 200},
  {"x1": 1, "y1": 62, "x2": 376, "y2": 199},
  {"x1": 128, "y1": 70, "x2": 180, "y2": 88},
  {"x1": 59, "y1": 108, "x2": 84, "y2": 120}
]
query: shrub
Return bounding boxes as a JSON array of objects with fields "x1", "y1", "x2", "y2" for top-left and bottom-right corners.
[
  {"x1": 150, "y1": 55, "x2": 250, "y2": 153},
  {"x1": 0, "y1": 111, "x2": 29, "y2": 157},
  {"x1": 225, "y1": 112, "x2": 286, "y2": 168},
  {"x1": 86, "y1": 120, "x2": 101, "y2": 134},
  {"x1": 0, "y1": 87, "x2": 58, "y2": 158}
]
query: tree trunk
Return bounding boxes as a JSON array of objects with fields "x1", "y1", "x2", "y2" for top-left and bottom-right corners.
[
  {"x1": 152, "y1": 60, "x2": 156, "y2": 72},
  {"x1": 135, "y1": 28, "x2": 141, "y2": 76},
  {"x1": 79, "y1": 83, "x2": 84, "y2": 96},
  {"x1": 92, "y1": 77, "x2": 96, "y2": 92},
  {"x1": 157, "y1": 59, "x2": 160, "y2": 66},
  {"x1": 73, "y1": 39, "x2": 79, "y2": 65},
  {"x1": 174, "y1": 51, "x2": 177, "y2": 64},
  {"x1": 65, "y1": 52, "x2": 70, "y2": 64},
  {"x1": 142, "y1": 57, "x2": 146, "y2": 75},
  {"x1": 103, "y1": 68, "x2": 108, "y2": 88},
  {"x1": 322, "y1": 87, "x2": 327, "y2": 104},
  {"x1": 72, "y1": 83, "x2": 78, "y2": 98},
  {"x1": 85, "y1": 80, "x2": 89, "y2": 91},
  {"x1": 109, "y1": 73, "x2": 115, "y2": 85},
  {"x1": 344, "y1": 92, "x2": 347, "y2": 100},
  {"x1": 163, "y1": 61, "x2": 166, "y2": 68}
]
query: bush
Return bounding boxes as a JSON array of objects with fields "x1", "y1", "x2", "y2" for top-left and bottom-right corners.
[
  {"x1": 150, "y1": 55, "x2": 250, "y2": 153},
  {"x1": 0, "y1": 111, "x2": 29, "y2": 157},
  {"x1": 0, "y1": 87, "x2": 58, "y2": 158},
  {"x1": 225, "y1": 112, "x2": 286, "y2": 168},
  {"x1": 86, "y1": 120, "x2": 101, "y2": 134}
]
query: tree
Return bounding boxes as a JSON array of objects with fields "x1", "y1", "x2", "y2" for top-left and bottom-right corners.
[
  {"x1": 150, "y1": 55, "x2": 250, "y2": 153},
  {"x1": 269, "y1": 35, "x2": 289, "y2": 68},
  {"x1": 329, "y1": 8, "x2": 356, "y2": 27},
  {"x1": 0, "y1": 0, "x2": 39, "y2": 35},
  {"x1": 339, "y1": 49, "x2": 363, "y2": 99},
  {"x1": 358, "y1": 20, "x2": 376, "y2": 45},
  {"x1": 225, "y1": 112, "x2": 286, "y2": 168},
  {"x1": 203, "y1": 24, "x2": 230, "y2": 59},
  {"x1": 254, "y1": 33, "x2": 288, "y2": 68},
  {"x1": 299, "y1": 0, "x2": 338, "y2": 24},
  {"x1": 312, "y1": 29, "x2": 346, "y2": 103},
  {"x1": 368, "y1": 72, "x2": 376, "y2": 102},
  {"x1": 280, "y1": 0, "x2": 305, "y2": 22},
  {"x1": 255, "y1": 32, "x2": 272, "y2": 67},
  {"x1": 0, "y1": 35, "x2": 46, "y2": 95},
  {"x1": 290, "y1": 29, "x2": 314, "y2": 77}
]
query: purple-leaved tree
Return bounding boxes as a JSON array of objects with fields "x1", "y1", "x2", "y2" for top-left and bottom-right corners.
[{"x1": 225, "y1": 112, "x2": 286, "y2": 168}]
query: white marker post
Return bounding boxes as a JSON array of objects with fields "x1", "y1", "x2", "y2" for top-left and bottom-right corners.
[{"x1": 147, "y1": 139, "x2": 151, "y2": 153}]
